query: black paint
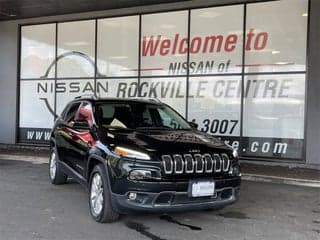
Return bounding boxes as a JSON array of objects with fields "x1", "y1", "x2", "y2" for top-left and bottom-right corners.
[
  {"x1": 160, "y1": 214, "x2": 202, "y2": 231},
  {"x1": 125, "y1": 221, "x2": 166, "y2": 240}
]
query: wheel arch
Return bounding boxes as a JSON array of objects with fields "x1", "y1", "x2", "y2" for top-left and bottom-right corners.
[
  {"x1": 86, "y1": 155, "x2": 109, "y2": 181},
  {"x1": 50, "y1": 137, "x2": 56, "y2": 149}
]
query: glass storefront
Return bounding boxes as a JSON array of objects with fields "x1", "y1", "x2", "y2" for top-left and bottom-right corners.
[{"x1": 18, "y1": 0, "x2": 308, "y2": 161}]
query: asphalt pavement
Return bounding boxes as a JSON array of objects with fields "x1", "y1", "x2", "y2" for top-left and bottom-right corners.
[{"x1": 0, "y1": 158, "x2": 319, "y2": 240}]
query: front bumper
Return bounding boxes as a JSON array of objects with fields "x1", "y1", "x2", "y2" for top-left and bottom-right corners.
[{"x1": 110, "y1": 177, "x2": 241, "y2": 214}]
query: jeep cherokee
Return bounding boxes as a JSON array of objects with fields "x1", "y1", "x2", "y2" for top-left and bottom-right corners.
[{"x1": 49, "y1": 96, "x2": 241, "y2": 222}]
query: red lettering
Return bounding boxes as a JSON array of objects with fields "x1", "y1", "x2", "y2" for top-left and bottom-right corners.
[
  {"x1": 179, "y1": 38, "x2": 188, "y2": 54},
  {"x1": 203, "y1": 35, "x2": 223, "y2": 53},
  {"x1": 190, "y1": 37, "x2": 202, "y2": 54},
  {"x1": 246, "y1": 28, "x2": 255, "y2": 50},
  {"x1": 141, "y1": 35, "x2": 161, "y2": 56},
  {"x1": 172, "y1": 34, "x2": 179, "y2": 55},
  {"x1": 254, "y1": 32, "x2": 268, "y2": 50},
  {"x1": 160, "y1": 39, "x2": 171, "y2": 56},
  {"x1": 225, "y1": 34, "x2": 237, "y2": 52},
  {"x1": 141, "y1": 28, "x2": 269, "y2": 56}
]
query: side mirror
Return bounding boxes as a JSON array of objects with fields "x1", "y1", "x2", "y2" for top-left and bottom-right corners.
[
  {"x1": 74, "y1": 106, "x2": 93, "y2": 128},
  {"x1": 189, "y1": 121, "x2": 198, "y2": 129},
  {"x1": 73, "y1": 120, "x2": 90, "y2": 130},
  {"x1": 78, "y1": 107, "x2": 92, "y2": 120}
]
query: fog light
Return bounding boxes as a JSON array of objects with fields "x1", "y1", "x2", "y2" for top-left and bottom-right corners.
[
  {"x1": 129, "y1": 169, "x2": 161, "y2": 180},
  {"x1": 128, "y1": 192, "x2": 137, "y2": 200},
  {"x1": 229, "y1": 165, "x2": 241, "y2": 176}
]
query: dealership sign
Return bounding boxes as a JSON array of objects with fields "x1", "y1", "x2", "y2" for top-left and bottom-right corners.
[
  {"x1": 19, "y1": 73, "x2": 305, "y2": 160},
  {"x1": 140, "y1": 28, "x2": 270, "y2": 75},
  {"x1": 19, "y1": 0, "x2": 308, "y2": 160},
  {"x1": 142, "y1": 28, "x2": 268, "y2": 74}
]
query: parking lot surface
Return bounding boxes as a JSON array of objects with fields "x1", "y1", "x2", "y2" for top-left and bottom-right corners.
[{"x1": 0, "y1": 159, "x2": 319, "y2": 240}]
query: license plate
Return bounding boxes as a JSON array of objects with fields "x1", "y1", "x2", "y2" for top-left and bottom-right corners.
[{"x1": 189, "y1": 180, "x2": 215, "y2": 197}]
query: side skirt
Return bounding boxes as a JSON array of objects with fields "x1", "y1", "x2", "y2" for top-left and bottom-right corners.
[{"x1": 58, "y1": 160, "x2": 88, "y2": 190}]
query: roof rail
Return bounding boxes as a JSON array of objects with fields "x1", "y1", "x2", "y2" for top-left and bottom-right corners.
[
  {"x1": 131, "y1": 97, "x2": 162, "y2": 103},
  {"x1": 148, "y1": 98, "x2": 162, "y2": 103},
  {"x1": 74, "y1": 94, "x2": 98, "y2": 100}
]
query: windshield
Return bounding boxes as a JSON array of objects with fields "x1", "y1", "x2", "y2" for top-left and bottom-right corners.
[{"x1": 94, "y1": 102, "x2": 191, "y2": 130}]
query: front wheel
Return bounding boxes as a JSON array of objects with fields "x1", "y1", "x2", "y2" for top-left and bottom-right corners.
[
  {"x1": 49, "y1": 149, "x2": 67, "y2": 185},
  {"x1": 89, "y1": 164, "x2": 119, "y2": 223}
]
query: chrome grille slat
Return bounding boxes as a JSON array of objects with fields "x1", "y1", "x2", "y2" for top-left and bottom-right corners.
[
  {"x1": 162, "y1": 155, "x2": 173, "y2": 174},
  {"x1": 162, "y1": 153, "x2": 230, "y2": 175},
  {"x1": 194, "y1": 154, "x2": 204, "y2": 173},
  {"x1": 184, "y1": 154, "x2": 194, "y2": 173},
  {"x1": 203, "y1": 154, "x2": 213, "y2": 173},
  {"x1": 213, "y1": 154, "x2": 222, "y2": 173},
  {"x1": 173, "y1": 154, "x2": 184, "y2": 174},
  {"x1": 221, "y1": 153, "x2": 230, "y2": 172}
]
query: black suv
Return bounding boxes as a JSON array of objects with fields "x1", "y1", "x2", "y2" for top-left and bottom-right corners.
[{"x1": 49, "y1": 96, "x2": 241, "y2": 222}]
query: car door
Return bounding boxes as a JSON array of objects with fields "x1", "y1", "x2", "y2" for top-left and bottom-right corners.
[
  {"x1": 54, "y1": 101, "x2": 82, "y2": 168},
  {"x1": 68, "y1": 101, "x2": 95, "y2": 175}
]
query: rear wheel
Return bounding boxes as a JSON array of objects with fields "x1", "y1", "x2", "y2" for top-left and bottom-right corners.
[
  {"x1": 49, "y1": 148, "x2": 67, "y2": 185},
  {"x1": 89, "y1": 164, "x2": 119, "y2": 223}
]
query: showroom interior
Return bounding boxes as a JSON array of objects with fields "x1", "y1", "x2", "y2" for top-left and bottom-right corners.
[{"x1": 0, "y1": 0, "x2": 319, "y2": 167}]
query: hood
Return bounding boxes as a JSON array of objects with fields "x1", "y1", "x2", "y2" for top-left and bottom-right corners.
[{"x1": 97, "y1": 127, "x2": 232, "y2": 158}]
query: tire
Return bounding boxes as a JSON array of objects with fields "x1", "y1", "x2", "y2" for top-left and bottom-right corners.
[
  {"x1": 49, "y1": 148, "x2": 68, "y2": 185},
  {"x1": 89, "y1": 164, "x2": 119, "y2": 223}
]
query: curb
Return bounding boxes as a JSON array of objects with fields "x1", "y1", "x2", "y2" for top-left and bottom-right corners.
[
  {"x1": 1, "y1": 154, "x2": 319, "y2": 188},
  {"x1": 242, "y1": 173, "x2": 320, "y2": 188},
  {"x1": 0, "y1": 154, "x2": 48, "y2": 164}
]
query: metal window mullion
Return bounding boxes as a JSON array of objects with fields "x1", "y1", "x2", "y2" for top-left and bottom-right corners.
[
  {"x1": 186, "y1": 9, "x2": 191, "y2": 119},
  {"x1": 94, "y1": 19, "x2": 98, "y2": 97},
  {"x1": 16, "y1": 25, "x2": 22, "y2": 143},
  {"x1": 239, "y1": 4, "x2": 247, "y2": 158},
  {"x1": 138, "y1": 14, "x2": 142, "y2": 97},
  {"x1": 54, "y1": 22, "x2": 58, "y2": 121}
]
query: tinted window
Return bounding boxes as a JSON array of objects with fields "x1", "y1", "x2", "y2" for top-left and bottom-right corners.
[
  {"x1": 95, "y1": 102, "x2": 191, "y2": 130},
  {"x1": 64, "y1": 102, "x2": 81, "y2": 123}
]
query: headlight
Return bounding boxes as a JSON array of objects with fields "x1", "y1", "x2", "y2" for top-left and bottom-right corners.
[
  {"x1": 114, "y1": 146, "x2": 150, "y2": 160},
  {"x1": 232, "y1": 149, "x2": 239, "y2": 159},
  {"x1": 129, "y1": 169, "x2": 161, "y2": 180}
]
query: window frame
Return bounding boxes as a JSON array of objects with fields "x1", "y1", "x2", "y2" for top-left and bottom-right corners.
[{"x1": 16, "y1": 0, "x2": 310, "y2": 163}]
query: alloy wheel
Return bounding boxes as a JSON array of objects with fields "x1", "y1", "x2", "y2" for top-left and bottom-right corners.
[
  {"x1": 49, "y1": 152, "x2": 57, "y2": 180},
  {"x1": 90, "y1": 173, "x2": 104, "y2": 216}
]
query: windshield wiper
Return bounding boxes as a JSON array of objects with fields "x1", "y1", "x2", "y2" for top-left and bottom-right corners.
[
  {"x1": 136, "y1": 126, "x2": 172, "y2": 130},
  {"x1": 136, "y1": 126, "x2": 192, "y2": 131},
  {"x1": 101, "y1": 125, "x2": 133, "y2": 131},
  {"x1": 174, "y1": 128, "x2": 192, "y2": 131}
]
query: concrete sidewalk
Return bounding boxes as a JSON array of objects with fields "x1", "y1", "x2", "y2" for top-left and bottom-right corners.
[
  {"x1": 240, "y1": 162, "x2": 320, "y2": 188},
  {"x1": 0, "y1": 150, "x2": 319, "y2": 188}
]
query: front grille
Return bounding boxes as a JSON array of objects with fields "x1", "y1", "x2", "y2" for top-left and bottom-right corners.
[{"x1": 162, "y1": 153, "x2": 230, "y2": 175}]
